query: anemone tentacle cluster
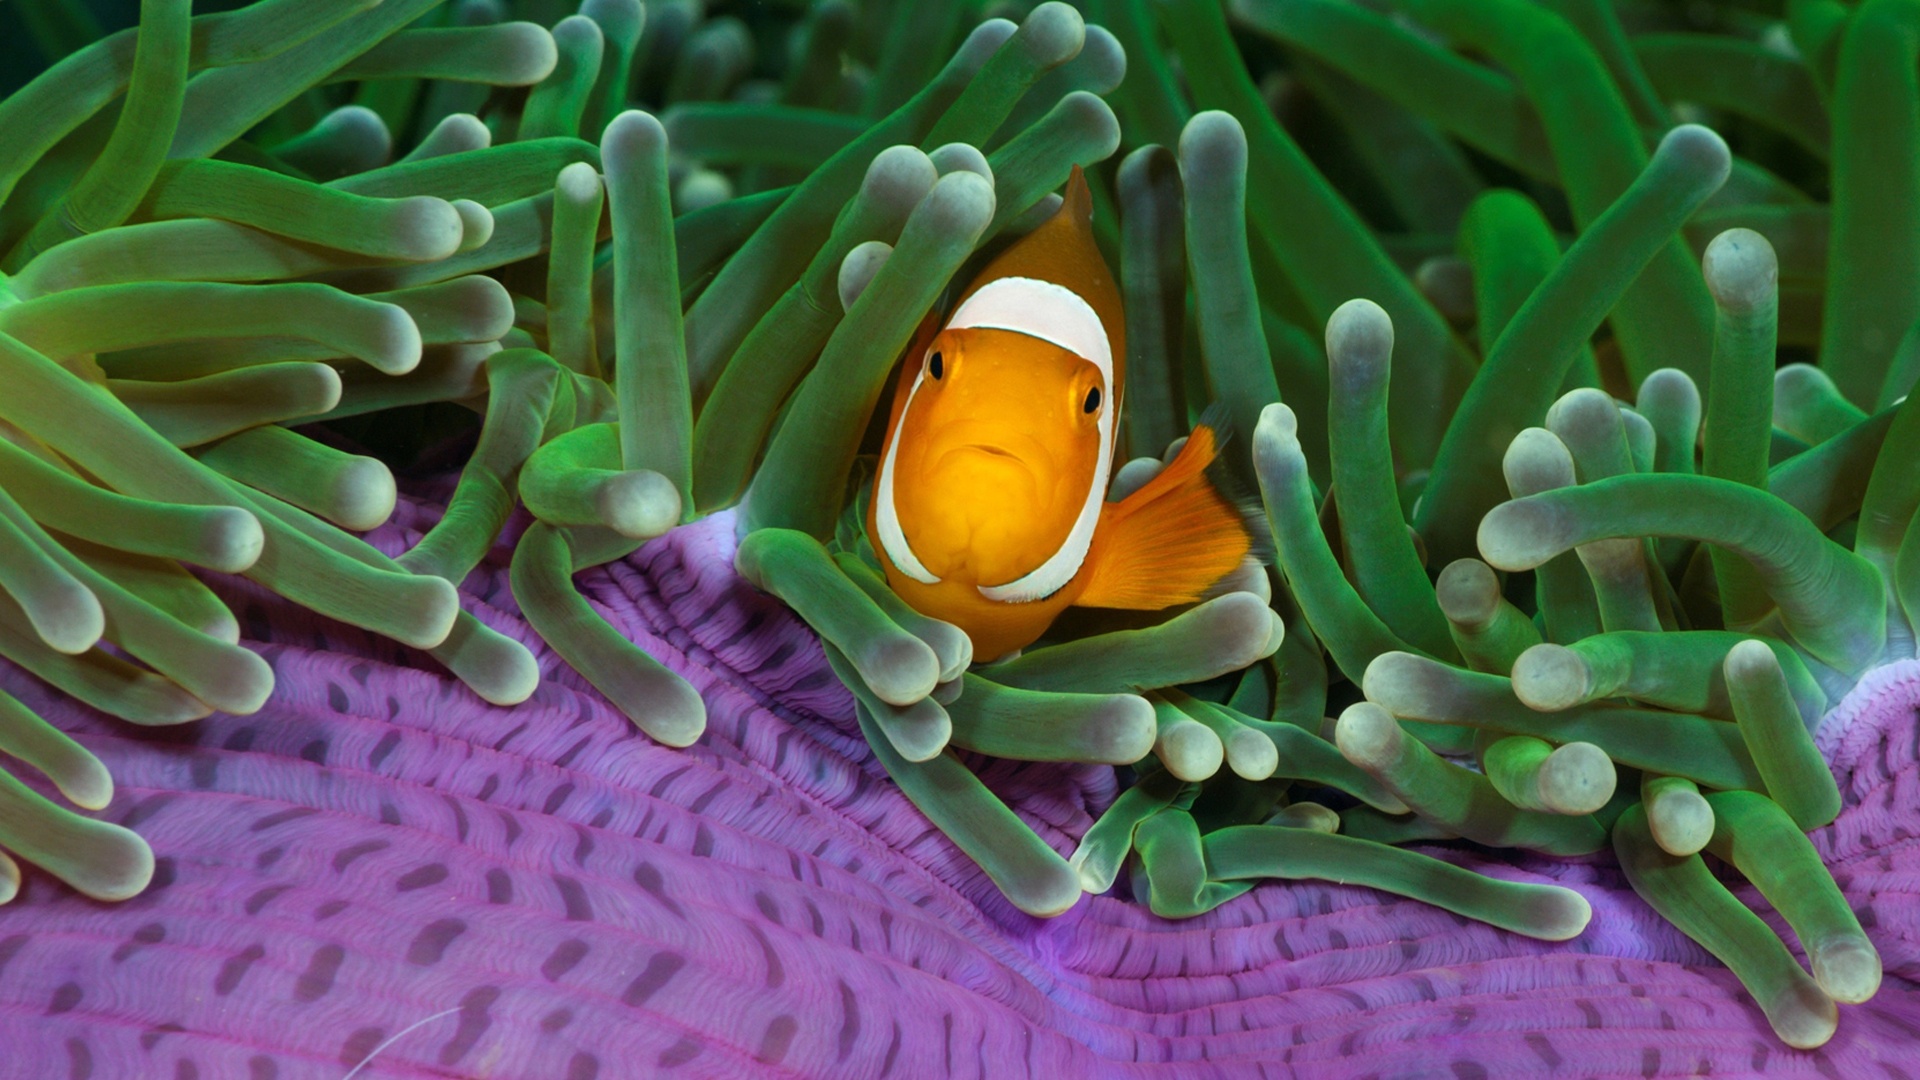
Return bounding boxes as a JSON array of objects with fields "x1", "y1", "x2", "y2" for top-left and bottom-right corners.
[
  {"x1": 0, "y1": 506, "x2": 1911, "y2": 1075},
  {"x1": 0, "y1": 0, "x2": 1916, "y2": 1070}
]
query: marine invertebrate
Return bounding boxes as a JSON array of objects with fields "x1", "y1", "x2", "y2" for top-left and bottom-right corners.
[
  {"x1": 0, "y1": 0, "x2": 1918, "y2": 1070},
  {"x1": 0, "y1": 509, "x2": 1915, "y2": 1075},
  {"x1": 0, "y1": 0, "x2": 1270, "y2": 926},
  {"x1": 0, "y1": 0, "x2": 574, "y2": 903},
  {"x1": 1190, "y1": 0, "x2": 1920, "y2": 1049}
]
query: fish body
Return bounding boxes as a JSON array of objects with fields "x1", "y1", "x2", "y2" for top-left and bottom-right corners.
[{"x1": 868, "y1": 168, "x2": 1253, "y2": 661}]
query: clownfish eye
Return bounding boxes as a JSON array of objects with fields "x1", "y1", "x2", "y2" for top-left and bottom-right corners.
[
  {"x1": 1083, "y1": 386, "x2": 1102, "y2": 414},
  {"x1": 927, "y1": 351, "x2": 944, "y2": 380}
]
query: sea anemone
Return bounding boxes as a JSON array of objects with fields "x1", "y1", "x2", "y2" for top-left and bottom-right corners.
[
  {"x1": 0, "y1": 0, "x2": 1917, "y2": 1073},
  {"x1": 1213, "y1": 0, "x2": 1920, "y2": 1046}
]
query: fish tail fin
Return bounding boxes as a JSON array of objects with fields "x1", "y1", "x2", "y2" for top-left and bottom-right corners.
[
  {"x1": 1192, "y1": 402, "x2": 1274, "y2": 567},
  {"x1": 1078, "y1": 416, "x2": 1259, "y2": 610}
]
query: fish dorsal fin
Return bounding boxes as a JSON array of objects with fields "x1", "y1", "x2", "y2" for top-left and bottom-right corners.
[
  {"x1": 1077, "y1": 424, "x2": 1254, "y2": 610},
  {"x1": 958, "y1": 168, "x2": 1126, "y2": 604},
  {"x1": 954, "y1": 165, "x2": 1125, "y2": 395},
  {"x1": 879, "y1": 168, "x2": 1129, "y2": 602},
  {"x1": 1063, "y1": 164, "x2": 1094, "y2": 227}
]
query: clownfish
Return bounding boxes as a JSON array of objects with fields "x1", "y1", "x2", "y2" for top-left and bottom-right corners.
[{"x1": 867, "y1": 167, "x2": 1254, "y2": 661}]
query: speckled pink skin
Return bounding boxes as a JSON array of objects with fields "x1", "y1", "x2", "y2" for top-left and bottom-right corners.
[{"x1": 0, "y1": 501, "x2": 1917, "y2": 1079}]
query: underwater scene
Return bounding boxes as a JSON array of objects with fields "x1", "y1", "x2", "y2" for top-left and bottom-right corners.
[{"x1": 0, "y1": 0, "x2": 1918, "y2": 1075}]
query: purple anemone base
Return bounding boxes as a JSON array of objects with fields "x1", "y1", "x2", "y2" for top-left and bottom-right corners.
[{"x1": 2, "y1": 500, "x2": 1919, "y2": 1079}]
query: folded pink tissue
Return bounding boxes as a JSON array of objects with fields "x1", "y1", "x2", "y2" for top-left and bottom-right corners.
[{"x1": 2, "y1": 497, "x2": 1916, "y2": 1079}]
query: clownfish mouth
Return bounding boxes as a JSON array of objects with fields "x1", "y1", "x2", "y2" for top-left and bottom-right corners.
[{"x1": 964, "y1": 443, "x2": 1016, "y2": 459}]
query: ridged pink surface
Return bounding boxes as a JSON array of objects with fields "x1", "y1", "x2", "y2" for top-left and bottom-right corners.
[{"x1": 0, "y1": 501, "x2": 1916, "y2": 1078}]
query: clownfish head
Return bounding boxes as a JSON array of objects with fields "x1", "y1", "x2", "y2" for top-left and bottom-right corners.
[{"x1": 874, "y1": 276, "x2": 1118, "y2": 602}]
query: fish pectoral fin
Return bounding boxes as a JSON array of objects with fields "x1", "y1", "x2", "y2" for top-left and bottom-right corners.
[{"x1": 1077, "y1": 425, "x2": 1254, "y2": 610}]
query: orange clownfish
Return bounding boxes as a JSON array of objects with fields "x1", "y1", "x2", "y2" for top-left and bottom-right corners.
[{"x1": 866, "y1": 167, "x2": 1254, "y2": 662}]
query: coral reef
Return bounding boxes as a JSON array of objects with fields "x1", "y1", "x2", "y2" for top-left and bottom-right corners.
[{"x1": 0, "y1": 0, "x2": 1915, "y2": 1070}]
